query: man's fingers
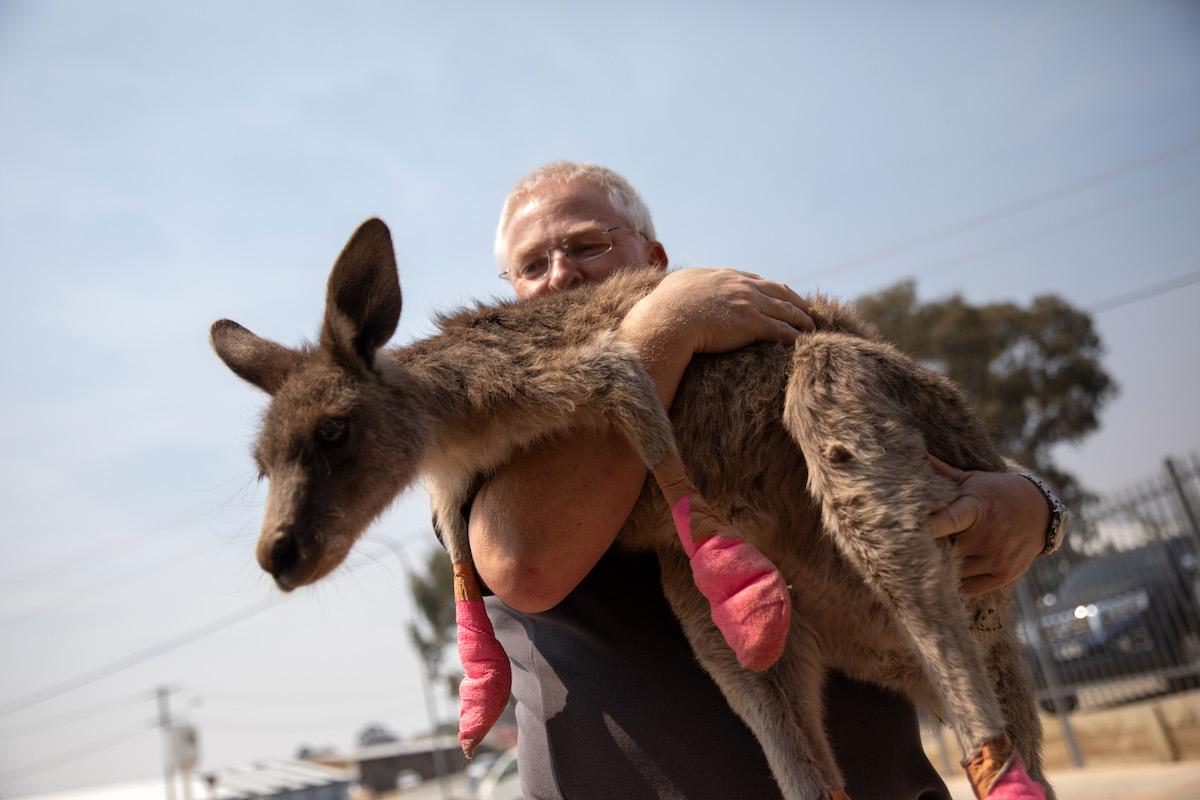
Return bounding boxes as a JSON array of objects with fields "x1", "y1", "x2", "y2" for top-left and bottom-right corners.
[
  {"x1": 958, "y1": 555, "x2": 988, "y2": 578},
  {"x1": 764, "y1": 316, "x2": 802, "y2": 343},
  {"x1": 925, "y1": 453, "x2": 968, "y2": 482},
  {"x1": 758, "y1": 280, "x2": 815, "y2": 320},
  {"x1": 757, "y1": 278, "x2": 809, "y2": 308},
  {"x1": 763, "y1": 295, "x2": 816, "y2": 332},
  {"x1": 961, "y1": 573, "x2": 1005, "y2": 597},
  {"x1": 732, "y1": 269, "x2": 764, "y2": 280},
  {"x1": 928, "y1": 495, "x2": 983, "y2": 539}
]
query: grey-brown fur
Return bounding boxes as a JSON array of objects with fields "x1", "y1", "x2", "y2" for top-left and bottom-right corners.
[{"x1": 212, "y1": 219, "x2": 1052, "y2": 799}]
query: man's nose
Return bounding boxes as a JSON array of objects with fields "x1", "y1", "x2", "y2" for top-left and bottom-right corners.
[{"x1": 545, "y1": 250, "x2": 583, "y2": 291}]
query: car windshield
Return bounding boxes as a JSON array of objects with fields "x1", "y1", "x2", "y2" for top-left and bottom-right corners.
[{"x1": 1057, "y1": 542, "x2": 1174, "y2": 595}]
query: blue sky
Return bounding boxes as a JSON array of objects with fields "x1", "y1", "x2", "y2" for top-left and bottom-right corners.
[{"x1": 1, "y1": 1, "x2": 1198, "y2": 795}]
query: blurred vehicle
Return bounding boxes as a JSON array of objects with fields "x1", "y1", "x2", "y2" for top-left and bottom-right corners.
[
  {"x1": 1023, "y1": 537, "x2": 1200, "y2": 712},
  {"x1": 396, "y1": 769, "x2": 422, "y2": 790},
  {"x1": 476, "y1": 748, "x2": 520, "y2": 800},
  {"x1": 465, "y1": 750, "x2": 500, "y2": 800}
]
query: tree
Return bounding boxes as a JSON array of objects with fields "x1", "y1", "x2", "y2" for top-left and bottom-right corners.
[
  {"x1": 295, "y1": 743, "x2": 335, "y2": 759},
  {"x1": 855, "y1": 280, "x2": 1117, "y2": 513},
  {"x1": 407, "y1": 545, "x2": 458, "y2": 688},
  {"x1": 357, "y1": 722, "x2": 401, "y2": 747},
  {"x1": 408, "y1": 542, "x2": 517, "y2": 733}
]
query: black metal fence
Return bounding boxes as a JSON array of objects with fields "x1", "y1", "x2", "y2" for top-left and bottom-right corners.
[{"x1": 1014, "y1": 452, "x2": 1200, "y2": 749}]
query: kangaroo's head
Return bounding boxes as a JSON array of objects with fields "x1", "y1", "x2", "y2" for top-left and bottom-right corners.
[{"x1": 212, "y1": 219, "x2": 432, "y2": 591}]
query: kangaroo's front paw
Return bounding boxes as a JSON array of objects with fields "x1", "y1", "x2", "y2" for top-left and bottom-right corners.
[
  {"x1": 673, "y1": 495, "x2": 791, "y2": 671},
  {"x1": 456, "y1": 599, "x2": 512, "y2": 758}
]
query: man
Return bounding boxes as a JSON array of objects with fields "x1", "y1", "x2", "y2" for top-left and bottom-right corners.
[{"x1": 465, "y1": 162, "x2": 1061, "y2": 799}]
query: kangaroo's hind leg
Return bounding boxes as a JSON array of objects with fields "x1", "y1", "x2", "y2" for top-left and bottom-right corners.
[
  {"x1": 577, "y1": 345, "x2": 792, "y2": 671},
  {"x1": 973, "y1": 595, "x2": 1055, "y2": 799},
  {"x1": 783, "y1": 334, "x2": 1046, "y2": 799},
  {"x1": 658, "y1": 549, "x2": 849, "y2": 800}
]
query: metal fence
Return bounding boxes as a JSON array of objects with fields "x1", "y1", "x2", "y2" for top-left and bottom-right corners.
[{"x1": 1012, "y1": 452, "x2": 1200, "y2": 763}]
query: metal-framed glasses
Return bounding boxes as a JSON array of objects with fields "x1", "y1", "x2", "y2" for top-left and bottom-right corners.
[{"x1": 499, "y1": 226, "x2": 646, "y2": 282}]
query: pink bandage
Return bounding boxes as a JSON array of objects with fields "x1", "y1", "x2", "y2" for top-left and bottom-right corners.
[
  {"x1": 456, "y1": 599, "x2": 511, "y2": 758},
  {"x1": 985, "y1": 760, "x2": 1045, "y2": 799},
  {"x1": 673, "y1": 495, "x2": 791, "y2": 671}
]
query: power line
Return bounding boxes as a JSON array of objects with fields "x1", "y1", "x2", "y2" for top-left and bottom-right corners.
[
  {"x1": 198, "y1": 709, "x2": 416, "y2": 731},
  {"x1": 807, "y1": 132, "x2": 1200, "y2": 281},
  {"x1": 0, "y1": 533, "x2": 151, "y2": 591},
  {"x1": 904, "y1": 171, "x2": 1200, "y2": 282},
  {"x1": 1087, "y1": 268, "x2": 1200, "y2": 314},
  {"x1": 0, "y1": 552, "x2": 394, "y2": 720},
  {"x1": 0, "y1": 597, "x2": 281, "y2": 719},
  {"x1": 0, "y1": 690, "x2": 156, "y2": 740},
  {"x1": 206, "y1": 686, "x2": 414, "y2": 706},
  {"x1": 0, "y1": 471, "x2": 259, "y2": 595},
  {"x1": 0, "y1": 722, "x2": 154, "y2": 788},
  {"x1": 1, "y1": 538, "x2": 214, "y2": 627}
]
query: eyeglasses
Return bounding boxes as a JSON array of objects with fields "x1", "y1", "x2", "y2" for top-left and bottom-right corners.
[{"x1": 499, "y1": 226, "x2": 647, "y2": 282}]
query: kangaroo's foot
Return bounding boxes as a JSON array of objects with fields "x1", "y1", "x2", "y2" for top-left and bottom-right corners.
[
  {"x1": 456, "y1": 598, "x2": 512, "y2": 758},
  {"x1": 674, "y1": 493, "x2": 791, "y2": 670},
  {"x1": 966, "y1": 738, "x2": 1046, "y2": 800}
]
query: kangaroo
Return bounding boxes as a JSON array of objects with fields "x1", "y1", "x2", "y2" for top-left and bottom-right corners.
[{"x1": 212, "y1": 219, "x2": 1052, "y2": 800}]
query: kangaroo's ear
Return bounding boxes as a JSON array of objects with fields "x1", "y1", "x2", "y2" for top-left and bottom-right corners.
[
  {"x1": 321, "y1": 218, "x2": 401, "y2": 369},
  {"x1": 211, "y1": 319, "x2": 302, "y2": 395}
]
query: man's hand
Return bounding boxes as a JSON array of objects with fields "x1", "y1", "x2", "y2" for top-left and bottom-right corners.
[
  {"x1": 620, "y1": 268, "x2": 815, "y2": 362},
  {"x1": 926, "y1": 454, "x2": 1050, "y2": 597}
]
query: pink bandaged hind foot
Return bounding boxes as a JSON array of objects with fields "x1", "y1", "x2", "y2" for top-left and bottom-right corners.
[
  {"x1": 673, "y1": 494, "x2": 791, "y2": 671},
  {"x1": 456, "y1": 599, "x2": 511, "y2": 758},
  {"x1": 984, "y1": 760, "x2": 1044, "y2": 800},
  {"x1": 965, "y1": 739, "x2": 1045, "y2": 800}
]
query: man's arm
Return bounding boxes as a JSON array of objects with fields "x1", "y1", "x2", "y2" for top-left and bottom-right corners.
[{"x1": 469, "y1": 269, "x2": 814, "y2": 612}]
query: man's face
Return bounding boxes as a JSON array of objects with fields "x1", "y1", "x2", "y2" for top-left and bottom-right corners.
[{"x1": 500, "y1": 179, "x2": 667, "y2": 300}]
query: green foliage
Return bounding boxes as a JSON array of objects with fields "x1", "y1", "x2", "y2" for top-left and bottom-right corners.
[
  {"x1": 408, "y1": 542, "x2": 518, "y2": 731},
  {"x1": 407, "y1": 546, "x2": 457, "y2": 676},
  {"x1": 357, "y1": 722, "x2": 401, "y2": 747},
  {"x1": 855, "y1": 280, "x2": 1117, "y2": 508}
]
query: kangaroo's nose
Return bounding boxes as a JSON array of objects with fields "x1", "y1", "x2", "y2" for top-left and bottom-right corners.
[
  {"x1": 260, "y1": 531, "x2": 301, "y2": 589},
  {"x1": 271, "y1": 535, "x2": 299, "y2": 576}
]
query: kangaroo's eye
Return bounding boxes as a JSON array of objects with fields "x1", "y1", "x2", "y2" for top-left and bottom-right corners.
[{"x1": 316, "y1": 418, "x2": 348, "y2": 447}]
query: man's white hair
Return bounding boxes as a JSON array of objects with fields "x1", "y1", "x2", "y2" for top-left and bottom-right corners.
[{"x1": 494, "y1": 161, "x2": 657, "y2": 267}]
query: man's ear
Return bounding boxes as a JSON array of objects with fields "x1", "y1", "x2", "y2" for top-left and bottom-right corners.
[
  {"x1": 210, "y1": 319, "x2": 302, "y2": 395},
  {"x1": 646, "y1": 240, "x2": 669, "y2": 269},
  {"x1": 321, "y1": 218, "x2": 402, "y2": 368}
]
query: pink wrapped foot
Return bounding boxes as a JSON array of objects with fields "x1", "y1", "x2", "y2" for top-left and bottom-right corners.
[
  {"x1": 456, "y1": 599, "x2": 512, "y2": 758},
  {"x1": 985, "y1": 760, "x2": 1045, "y2": 800},
  {"x1": 965, "y1": 739, "x2": 1045, "y2": 800},
  {"x1": 673, "y1": 495, "x2": 791, "y2": 671}
]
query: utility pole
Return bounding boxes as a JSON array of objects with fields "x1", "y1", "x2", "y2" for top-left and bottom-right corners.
[
  {"x1": 377, "y1": 537, "x2": 449, "y2": 800},
  {"x1": 156, "y1": 685, "x2": 177, "y2": 800}
]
